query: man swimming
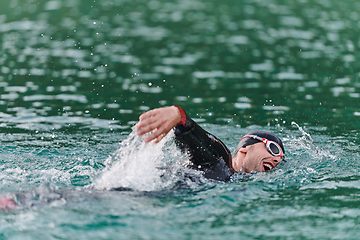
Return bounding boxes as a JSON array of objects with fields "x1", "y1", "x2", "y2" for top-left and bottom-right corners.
[
  {"x1": 136, "y1": 105, "x2": 285, "y2": 181},
  {"x1": 0, "y1": 105, "x2": 285, "y2": 210}
]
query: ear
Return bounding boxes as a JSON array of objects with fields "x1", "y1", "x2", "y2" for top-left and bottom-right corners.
[
  {"x1": 238, "y1": 147, "x2": 248, "y2": 154},
  {"x1": 232, "y1": 147, "x2": 247, "y2": 171}
]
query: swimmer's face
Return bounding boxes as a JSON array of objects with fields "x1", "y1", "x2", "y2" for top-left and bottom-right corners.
[{"x1": 232, "y1": 142, "x2": 283, "y2": 173}]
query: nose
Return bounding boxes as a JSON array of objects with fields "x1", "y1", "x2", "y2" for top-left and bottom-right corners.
[{"x1": 272, "y1": 156, "x2": 282, "y2": 165}]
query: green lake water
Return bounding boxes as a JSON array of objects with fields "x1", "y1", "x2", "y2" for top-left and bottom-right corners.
[{"x1": 1, "y1": 0, "x2": 360, "y2": 239}]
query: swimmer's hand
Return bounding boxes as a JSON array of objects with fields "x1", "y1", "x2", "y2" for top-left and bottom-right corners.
[
  {"x1": 135, "y1": 106, "x2": 181, "y2": 143},
  {"x1": 0, "y1": 197, "x2": 16, "y2": 210}
]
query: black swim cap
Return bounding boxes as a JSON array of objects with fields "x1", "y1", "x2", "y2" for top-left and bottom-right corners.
[{"x1": 234, "y1": 131, "x2": 285, "y2": 156}]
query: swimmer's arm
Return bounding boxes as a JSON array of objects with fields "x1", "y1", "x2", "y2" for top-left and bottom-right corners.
[
  {"x1": 175, "y1": 118, "x2": 232, "y2": 169},
  {"x1": 136, "y1": 106, "x2": 182, "y2": 143}
]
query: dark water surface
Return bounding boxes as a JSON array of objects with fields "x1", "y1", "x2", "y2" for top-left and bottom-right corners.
[{"x1": 1, "y1": 0, "x2": 360, "y2": 239}]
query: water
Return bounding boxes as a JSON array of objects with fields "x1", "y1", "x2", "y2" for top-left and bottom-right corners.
[{"x1": 1, "y1": 0, "x2": 360, "y2": 239}]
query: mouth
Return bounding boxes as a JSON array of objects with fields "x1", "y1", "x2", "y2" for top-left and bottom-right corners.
[{"x1": 262, "y1": 162, "x2": 274, "y2": 172}]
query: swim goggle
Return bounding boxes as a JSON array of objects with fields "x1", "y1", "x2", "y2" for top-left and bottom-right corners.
[{"x1": 239, "y1": 134, "x2": 285, "y2": 160}]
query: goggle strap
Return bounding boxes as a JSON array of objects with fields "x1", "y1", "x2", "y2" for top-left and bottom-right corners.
[{"x1": 237, "y1": 134, "x2": 284, "y2": 158}]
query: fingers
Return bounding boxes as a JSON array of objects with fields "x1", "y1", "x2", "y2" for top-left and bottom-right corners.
[
  {"x1": 135, "y1": 108, "x2": 167, "y2": 134},
  {"x1": 135, "y1": 106, "x2": 179, "y2": 143},
  {"x1": 154, "y1": 133, "x2": 166, "y2": 143},
  {"x1": 144, "y1": 125, "x2": 168, "y2": 143},
  {"x1": 136, "y1": 117, "x2": 159, "y2": 136},
  {"x1": 135, "y1": 109, "x2": 161, "y2": 130},
  {"x1": 138, "y1": 108, "x2": 157, "y2": 121}
]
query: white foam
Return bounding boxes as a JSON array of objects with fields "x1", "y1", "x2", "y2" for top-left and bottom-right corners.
[{"x1": 95, "y1": 127, "x2": 184, "y2": 191}]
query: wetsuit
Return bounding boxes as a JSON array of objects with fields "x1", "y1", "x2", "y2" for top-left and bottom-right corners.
[{"x1": 174, "y1": 106, "x2": 234, "y2": 182}]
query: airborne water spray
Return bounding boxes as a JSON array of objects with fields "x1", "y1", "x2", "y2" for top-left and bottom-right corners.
[{"x1": 95, "y1": 127, "x2": 187, "y2": 191}]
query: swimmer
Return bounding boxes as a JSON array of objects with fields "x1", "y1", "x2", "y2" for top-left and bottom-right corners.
[
  {"x1": 0, "y1": 196, "x2": 17, "y2": 210},
  {"x1": 136, "y1": 106, "x2": 285, "y2": 181},
  {"x1": 0, "y1": 106, "x2": 285, "y2": 210}
]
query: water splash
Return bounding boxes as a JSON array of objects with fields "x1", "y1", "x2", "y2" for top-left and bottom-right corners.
[
  {"x1": 95, "y1": 126, "x2": 186, "y2": 191},
  {"x1": 291, "y1": 121, "x2": 336, "y2": 161},
  {"x1": 291, "y1": 121, "x2": 313, "y2": 143}
]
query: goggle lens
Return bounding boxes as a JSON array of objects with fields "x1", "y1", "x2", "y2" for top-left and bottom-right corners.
[{"x1": 268, "y1": 142, "x2": 280, "y2": 155}]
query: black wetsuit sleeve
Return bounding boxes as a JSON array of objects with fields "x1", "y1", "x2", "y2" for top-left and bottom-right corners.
[{"x1": 173, "y1": 106, "x2": 234, "y2": 181}]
